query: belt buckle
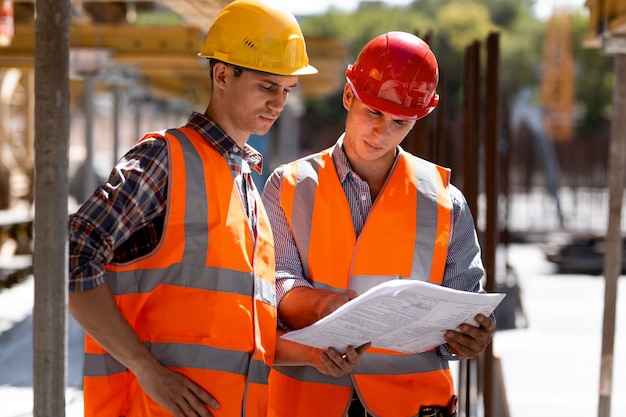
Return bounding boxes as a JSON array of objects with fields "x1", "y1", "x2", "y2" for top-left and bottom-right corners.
[{"x1": 418, "y1": 406, "x2": 445, "y2": 417}]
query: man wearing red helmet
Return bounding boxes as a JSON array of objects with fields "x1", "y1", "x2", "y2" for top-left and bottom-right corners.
[{"x1": 262, "y1": 32, "x2": 495, "y2": 417}]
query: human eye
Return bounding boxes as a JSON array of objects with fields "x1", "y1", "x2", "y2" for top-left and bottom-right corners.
[{"x1": 367, "y1": 108, "x2": 381, "y2": 117}]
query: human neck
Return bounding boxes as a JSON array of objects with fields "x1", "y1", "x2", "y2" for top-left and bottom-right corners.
[
  {"x1": 204, "y1": 105, "x2": 248, "y2": 149},
  {"x1": 347, "y1": 153, "x2": 395, "y2": 201}
]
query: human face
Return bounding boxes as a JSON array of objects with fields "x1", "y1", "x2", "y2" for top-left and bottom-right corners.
[
  {"x1": 342, "y1": 84, "x2": 416, "y2": 171},
  {"x1": 210, "y1": 63, "x2": 298, "y2": 145}
]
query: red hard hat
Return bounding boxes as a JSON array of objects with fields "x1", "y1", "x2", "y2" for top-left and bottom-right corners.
[{"x1": 345, "y1": 31, "x2": 439, "y2": 120}]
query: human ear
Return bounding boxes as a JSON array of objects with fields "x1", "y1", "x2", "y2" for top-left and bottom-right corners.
[
  {"x1": 212, "y1": 62, "x2": 229, "y2": 90},
  {"x1": 343, "y1": 83, "x2": 353, "y2": 111}
]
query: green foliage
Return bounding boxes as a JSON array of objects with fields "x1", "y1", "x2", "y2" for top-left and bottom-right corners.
[
  {"x1": 475, "y1": 0, "x2": 535, "y2": 27},
  {"x1": 498, "y1": 10, "x2": 544, "y2": 103},
  {"x1": 297, "y1": 0, "x2": 606, "y2": 138},
  {"x1": 307, "y1": 89, "x2": 347, "y2": 126},
  {"x1": 300, "y1": 5, "x2": 431, "y2": 58},
  {"x1": 434, "y1": 1, "x2": 495, "y2": 52},
  {"x1": 570, "y1": 11, "x2": 613, "y2": 134}
]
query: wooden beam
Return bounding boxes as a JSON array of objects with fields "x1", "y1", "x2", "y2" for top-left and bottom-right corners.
[
  {"x1": 598, "y1": 51, "x2": 626, "y2": 417},
  {"x1": 1, "y1": 24, "x2": 349, "y2": 102},
  {"x1": 584, "y1": 0, "x2": 626, "y2": 47}
]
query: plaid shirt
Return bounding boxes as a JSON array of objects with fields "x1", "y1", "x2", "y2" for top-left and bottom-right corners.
[{"x1": 68, "y1": 112, "x2": 263, "y2": 292}]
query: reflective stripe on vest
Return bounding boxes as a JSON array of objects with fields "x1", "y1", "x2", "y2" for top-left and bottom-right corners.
[
  {"x1": 269, "y1": 146, "x2": 453, "y2": 417},
  {"x1": 83, "y1": 127, "x2": 276, "y2": 417},
  {"x1": 280, "y1": 146, "x2": 451, "y2": 289}
]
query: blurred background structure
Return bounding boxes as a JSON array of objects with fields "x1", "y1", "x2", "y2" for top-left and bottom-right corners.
[{"x1": 1, "y1": 0, "x2": 625, "y2": 416}]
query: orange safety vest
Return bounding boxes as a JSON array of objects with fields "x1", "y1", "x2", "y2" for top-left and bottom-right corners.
[
  {"x1": 269, "y1": 145, "x2": 454, "y2": 417},
  {"x1": 82, "y1": 127, "x2": 277, "y2": 417}
]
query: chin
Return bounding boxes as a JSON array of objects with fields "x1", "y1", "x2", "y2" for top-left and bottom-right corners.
[{"x1": 255, "y1": 124, "x2": 274, "y2": 136}]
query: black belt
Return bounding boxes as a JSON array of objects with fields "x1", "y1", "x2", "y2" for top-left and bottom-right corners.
[
  {"x1": 418, "y1": 406, "x2": 456, "y2": 417},
  {"x1": 347, "y1": 392, "x2": 457, "y2": 417}
]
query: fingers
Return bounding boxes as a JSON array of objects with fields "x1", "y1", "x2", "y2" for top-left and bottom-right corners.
[
  {"x1": 168, "y1": 383, "x2": 217, "y2": 417},
  {"x1": 355, "y1": 342, "x2": 372, "y2": 354},
  {"x1": 174, "y1": 394, "x2": 207, "y2": 417},
  {"x1": 474, "y1": 313, "x2": 496, "y2": 333},
  {"x1": 187, "y1": 379, "x2": 220, "y2": 412},
  {"x1": 444, "y1": 314, "x2": 495, "y2": 358},
  {"x1": 320, "y1": 348, "x2": 349, "y2": 376},
  {"x1": 137, "y1": 366, "x2": 219, "y2": 417},
  {"x1": 344, "y1": 289, "x2": 359, "y2": 301},
  {"x1": 319, "y1": 343, "x2": 371, "y2": 377}
]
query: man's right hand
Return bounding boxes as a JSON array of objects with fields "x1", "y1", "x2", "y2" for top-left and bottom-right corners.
[
  {"x1": 69, "y1": 284, "x2": 219, "y2": 416},
  {"x1": 135, "y1": 363, "x2": 220, "y2": 417},
  {"x1": 315, "y1": 342, "x2": 372, "y2": 377},
  {"x1": 275, "y1": 328, "x2": 371, "y2": 377}
]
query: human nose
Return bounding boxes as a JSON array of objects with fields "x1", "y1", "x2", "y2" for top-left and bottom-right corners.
[
  {"x1": 371, "y1": 118, "x2": 391, "y2": 140},
  {"x1": 267, "y1": 90, "x2": 288, "y2": 113}
]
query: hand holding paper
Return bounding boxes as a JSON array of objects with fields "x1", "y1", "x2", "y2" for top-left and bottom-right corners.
[{"x1": 281, "y1": 279, "x2": 505, "y2": 354}]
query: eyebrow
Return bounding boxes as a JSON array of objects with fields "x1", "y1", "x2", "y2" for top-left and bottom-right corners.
[{"x1": 254, "y1": 74, "x2": 298, "y2": 89}]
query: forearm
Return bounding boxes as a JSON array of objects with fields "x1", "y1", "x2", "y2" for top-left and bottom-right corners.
[
  {"x1": 442, "y1": 186, "x2": 485, "y2": 294},
  {"x1": 68, "y1": 283, "x2": 160, "y2": 375},
  {"x1": 275, "y1": 329, "x2": 371, "y2": 377},
  {"x1": 274, "y1": 329, "x2": 320, "y2": 366},
  {"x1": 279, "y1": 286, "x2": 356, "y2": 330}
]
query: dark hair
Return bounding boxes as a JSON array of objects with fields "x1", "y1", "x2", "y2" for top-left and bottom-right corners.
[{"x1": 209, "y1": 60, "x2": 244, "y2": 80}]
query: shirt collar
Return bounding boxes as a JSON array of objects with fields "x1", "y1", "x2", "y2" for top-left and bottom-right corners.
[
  {"x1": 185, "y1": 111, "x2": 264, "y2": 174},
  {"x1": 332, "y1": 134, "x2": 352, "y2": 183}
]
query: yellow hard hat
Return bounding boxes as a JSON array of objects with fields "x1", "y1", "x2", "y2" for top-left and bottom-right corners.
[{"x1": 198, "y1": 0, "x2": 318, "y2": 76}]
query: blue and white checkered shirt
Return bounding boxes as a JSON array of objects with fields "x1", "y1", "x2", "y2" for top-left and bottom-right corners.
[{"x1": 262, "y1": 138, "x2": 486, "y2": 358}]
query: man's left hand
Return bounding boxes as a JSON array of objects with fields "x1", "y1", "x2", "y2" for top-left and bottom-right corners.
[{"x1": 443, "y1": 313, "x2": 495, "y2": 358}]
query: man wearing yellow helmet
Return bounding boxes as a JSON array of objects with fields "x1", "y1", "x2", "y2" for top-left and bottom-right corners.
[
  {"x1": 262, "y1": 32, "x2": 496, "y2": 417},
  {"x1": 68, "y1": 1, "x2": 318, "y2": 416}
]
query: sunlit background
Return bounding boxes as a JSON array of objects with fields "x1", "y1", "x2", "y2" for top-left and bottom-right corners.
[{"x1": 0, "y1": 0, "x2": 624, "y2": 416}]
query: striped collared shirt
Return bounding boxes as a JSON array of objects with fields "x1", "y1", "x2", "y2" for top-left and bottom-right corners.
[
  {"x1": 261, "y1": 137, "x2": 486, "y2": 343},
  {"x1": 69, "y1": 112, "x2": 262, "y2": 291}
]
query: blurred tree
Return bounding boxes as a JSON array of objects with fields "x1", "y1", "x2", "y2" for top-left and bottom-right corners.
[
  {"x1": 297, "y1": 0, "x2": 610, "y2": 165},
  {"x1": 570, "y1": 11, "x2": 613, "y2": 134},
  {"x1": 298, "y1": 0, "x2": 542, "y2": 119},
  {"x1": 300, "y1": 4, "x2": 431, "y2": 58}
]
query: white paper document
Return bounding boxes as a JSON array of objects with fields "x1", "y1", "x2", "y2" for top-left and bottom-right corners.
[{"x1": 281, "y1": 279, "x2": 506, "y2": 354}]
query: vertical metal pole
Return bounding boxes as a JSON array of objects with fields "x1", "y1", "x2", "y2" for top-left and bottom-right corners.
[
  {"x1": 112, "y1": 84, "x2": 122, "y2": 165},
  {"x1": 462, "y1": 41, "x2": 480, "y2": 216},
  {"x1": 82, "y1": 73, "x2": 95, "y2": 202},
  {"x1": 134, "y1": 97, "x2": 142, "y2": 143},
  {"x1": 434, "y1": 68, "x2": 446, "y2": 166},
  {"x1": 33, "y1": 0, "x2": 70, "y2": 415},
  {"x1": 276, "y1": 94, "x2": 303, "y2": 165},
  {"x1": 483, "y1": 32, "x2": 500, "y2": 417},
  {"x1": 26, "y1": 70, "x2": 35, "y2": 203},
  {"x1": 597, "y1": 52, "x2": 626, "y2": 417},
  {"x1": 460, "y1": 40, "x2": 480, "y2": 417}
]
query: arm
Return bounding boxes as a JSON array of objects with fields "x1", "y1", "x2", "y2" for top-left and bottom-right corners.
[
  {"x1": 69, "y1": 284, "x2": 219, "y2": 416},
  {"x1": 262, "y1": 169, "x2": 369, "y2": 372},
  {"x1": 279, "y1": 286, "x2": 359, "y2": 330},
  {"x1": 68, "y1": 139, "x2": 169, "y2": 292},
  {"x1": 441, "y1": 186, "x2": 495, "y2": 358},
  {"x1": 274, "y1": 328, "x2": 370, "y2": 377},
  {"x1": 68, "y1": 139, "x2": 218, "y2": 416}
]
